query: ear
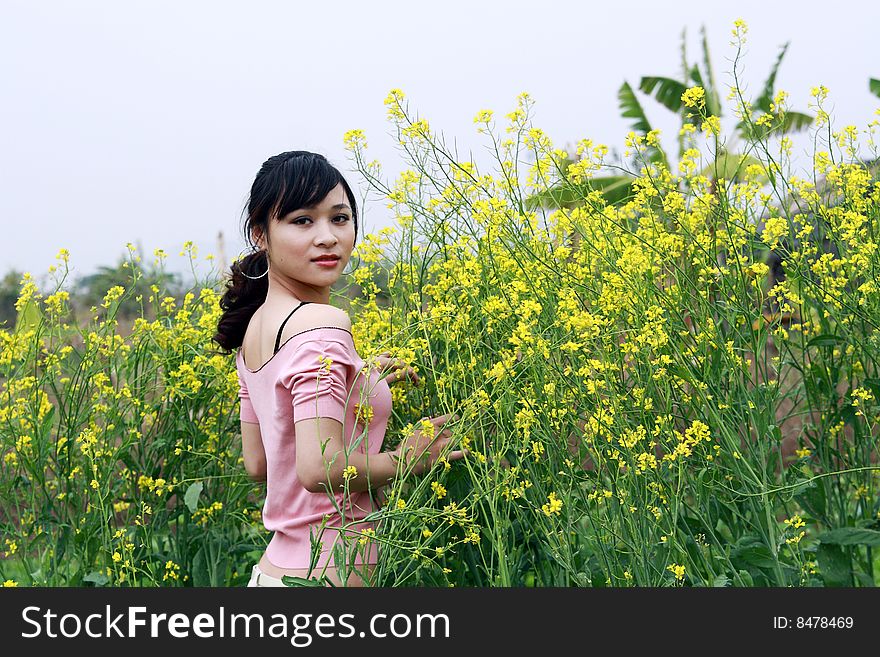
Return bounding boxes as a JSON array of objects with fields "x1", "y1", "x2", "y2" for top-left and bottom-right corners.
[{"x1": 251, "y1": 226, "x2": 266, "y2": 250}]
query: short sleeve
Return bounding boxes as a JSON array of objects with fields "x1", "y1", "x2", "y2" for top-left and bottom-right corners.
[
  {"x1": 283, "y1": 339, "x2": 353, "y2": 424},
  {"x1": 237, "y1": 357, "x2": 259, "y2": 424}
]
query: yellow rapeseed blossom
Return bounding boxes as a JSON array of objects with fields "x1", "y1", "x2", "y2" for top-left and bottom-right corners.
[
  {"x1": 541, "y1": 492, "x2": 563, "y2": 516},
  {"x1": 343, "y1": 129, "x2": 367, "y2": 151},
  {"x1": 667, "y1": 563, "x2": 686, "y2": 581},
  {"x1": 359, "y1": 528, "x2": 376, "y2": 546},
  {"x1": 784, "y1": 514, "x2": 806, "y2": 530},
  {"x1": 762, "y1": 216, "x2": 788, "y2": 250},
  {"x1": 343, "y1": 465, "x2": 358, "y2": 481},
  {"x1": 732, "y1": 18, "x2": 748, "y2": 44},
  {"x1": 431, "y1": 481, "x2": 447, "y2": 499},
  {"x1": 681, "y1": 86, "x2": 706, "y2": 110},
  {"x1": 473, "y1": 109, "x2": 493, "y2": 125},
  {"x1": 163, "y1": 560, "x2": 180, "y2": 581}
]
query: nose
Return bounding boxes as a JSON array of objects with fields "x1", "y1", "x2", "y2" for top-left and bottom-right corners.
[{"x1": 315, "y1": 221, "x2": 338, "y2": 247}]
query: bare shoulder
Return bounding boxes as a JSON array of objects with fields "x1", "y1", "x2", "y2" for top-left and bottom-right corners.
[{"x1": 277, "y1": 302, "x2": 352, "y2": 344}]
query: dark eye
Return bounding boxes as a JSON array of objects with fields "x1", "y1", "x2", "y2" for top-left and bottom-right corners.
[
  {"x1": 335, "y1": 214, "x2": 351, "y2": 222},
  {"x1": 292, "y1": 216, "x2": 311, "y2": 224}
]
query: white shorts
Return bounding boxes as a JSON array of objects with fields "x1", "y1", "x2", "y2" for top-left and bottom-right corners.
[{"x1": 246, "y1": 564, "x2": 287, "y2": 587}]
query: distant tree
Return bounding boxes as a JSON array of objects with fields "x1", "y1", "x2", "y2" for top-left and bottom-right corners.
[
  {"x1": 0, "y1": 269, "x2": 24, "y2": 330},
  {"x1": 72, "y1": 257, "x2": 184, "y2": 323}
]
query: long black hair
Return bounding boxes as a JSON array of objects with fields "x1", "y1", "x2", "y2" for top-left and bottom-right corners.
[{"x1": 213, "y1": 151, "x2": 359, "y2": 353}]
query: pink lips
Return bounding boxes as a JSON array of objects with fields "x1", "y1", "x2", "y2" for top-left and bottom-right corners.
[{"x1": 312, "y1": 256, "x2": 340, "y2": 267}]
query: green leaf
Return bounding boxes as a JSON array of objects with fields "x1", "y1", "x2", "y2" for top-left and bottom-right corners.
[
  {"x1": 639, "y1": 76, "x2": 688, "y2": 114},
  {"x1": 184, "y1": 482, "x2": 203, "y2": 514},
  {"x1": 754, "y1": 42, "x2": 790, "y2": 113},
  {"x1": 83, "y1": 571, "x2": 110, "y2": 586},
  {"x1": 870, "y1": 78, "x2": 880, "y2": 99},
  {"x1": 731, "y1": 536, "x2": 778, "y2": 569},
  {"x1": 699, "y1": 26, "x2": 721, "y2": 117},
  {"x1": 713, "y1": 574, "x2": 731, "y2": 587},
  {"x1": 281, "y1": 575, "x2": 326, "y2": 587},
  {"x1": 619, "y1": 81, "x2": 652, "y2": 134},
  {"x1": 776, "y1": 111, "x2": 814, "y2": 135},
  {"x1": 818, "y1": 527, "x2": 880, "y2": 547},
  {"x1": 862, "y1": 377, "x2": 880, "y2": 401},
  {"x1": 527, "y1": 176, "x2": 634, "y2": 210},
  {"x1": 854, "y1": 572, "x2": 875, "y2": 587},
  {"x1": 796, "y1": 480, "x2": 826, "y2": 520},
  {"x1": 699, "y1": 152, "x2": 763, "y2": 183},
  {"x1": 618, "y1": 81, "x2": 667, "y2": 168},
  {"x1": 807, "y1": 334, "x2": 844, "y2": 348},
  {"x1": 817, "y1": 543, "x2": 852, "y2": 587},
  {"x1": 192, "y1": 545, "x2": 210, "y2": 587},
  {"x1": 14, "y1": 297, "x2": 42, "y2": 335}
]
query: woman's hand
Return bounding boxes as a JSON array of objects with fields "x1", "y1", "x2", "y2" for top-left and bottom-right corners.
[
  {"x1": 374, "y1": 351, "x2": 419, "y2": 385},
  {"x1": 393, "y1": 413, "x2": 467, "y2": 475}
]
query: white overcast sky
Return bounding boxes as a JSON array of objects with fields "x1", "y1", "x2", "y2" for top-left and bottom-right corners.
[{"x1": 2, "y1": 0, "x2": 878, "y2": 290}]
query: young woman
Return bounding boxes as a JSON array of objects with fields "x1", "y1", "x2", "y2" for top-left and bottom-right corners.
[{"x1": 213, "y1": 151, "x2": 464, "y2": 587}]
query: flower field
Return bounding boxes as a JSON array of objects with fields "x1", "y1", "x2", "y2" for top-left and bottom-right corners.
[{"x1": 2, "y1": 26, "x2": 879, "y2": 586}]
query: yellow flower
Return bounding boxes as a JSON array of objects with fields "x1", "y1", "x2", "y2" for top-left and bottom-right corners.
[
  {"x1": 163, "y1": 560, "x2": 180, "y2": 581},
  {"x1": 343, "y1": 129, "x2": 367, "y2": 151},
  {"x1": 530, "y1": 440, "x2": 544, "y2": 461},
  {"x1": 101, "y1": 286, "x2": 126, "y2": 308},
  {"x1": 762, "y1": 216, "x2": 788, "y2": 250},
  {"x1": 473, "y1": 109, "x2": 494, "y2": 125},
  {"x1": 541, "y1": 492, "x2": 563, "y2": 516},
  {"x1": 354, "y1": 402, "x2": 374, "y2": 426},
  {"x1": 681, "y1": 86, "x2": 706, "y2": 110},
  {"x1": 701, "y1": 115, "x2": 721, "y2": 136},
  {"x1": 317, "y1": 354, "x2": 334, "y2": 373},
  {"x1": 384, "y1": 89, "x2": 406, "y2": 121},
  {"x1": 3, "y1": 580, "x2": 18, "y2": 587},
  {"x1": 359, "y1": 528, "x2": 376, "y2": 546},
  {"x1": 732, "y1": 18, "x2": 748, "y2": 43},
  {"x1": 783, "y1": 514, "x2": 806, "y2": 530},
  {"x1": 431, "y1": 481, "x2": 447, "y2": 499},
  {"x1": 667, "y1": 563, "x2": 686, "y2": 581},
  {"x1": 343, "y1": 465, "x2": 358, "y2": 481}
]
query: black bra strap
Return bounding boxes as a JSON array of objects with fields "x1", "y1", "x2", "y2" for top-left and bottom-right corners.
[{"x1": 274, "y1": 301, "x2": 311, "y2": 353}]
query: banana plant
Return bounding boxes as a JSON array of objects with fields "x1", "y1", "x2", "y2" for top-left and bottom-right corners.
[{"x1": 530, "y1": 26, "x2": 814, "y2": 210}]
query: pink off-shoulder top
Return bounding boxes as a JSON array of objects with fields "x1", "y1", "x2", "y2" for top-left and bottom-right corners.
[{"x1": 236, "y1": 310, "x2": 392, "y2": 570}]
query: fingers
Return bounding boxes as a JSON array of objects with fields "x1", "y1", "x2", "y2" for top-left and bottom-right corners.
[{"x1": 376, "y1": 355, "x2": 420, "y2": 385}]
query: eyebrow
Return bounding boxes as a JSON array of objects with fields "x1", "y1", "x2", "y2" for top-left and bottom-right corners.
[{"x1": 300, "y1": 203, "x2": 351, "y2": 211}]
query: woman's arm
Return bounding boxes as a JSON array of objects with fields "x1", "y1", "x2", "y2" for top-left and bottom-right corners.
[
  {"x1": 295, "y1": 417, "x2": 398, "y2": 494},
  {"x1": 241, "y1": 420, "x2": 267, "y2": 482},
  {"x1": 295, "y1": 413, "x2": 465, "y2": 494}
]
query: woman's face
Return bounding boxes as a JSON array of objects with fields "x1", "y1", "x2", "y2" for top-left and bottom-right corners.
[{"x1": 256, "y1": 183, "x2": 356, "y2": 292}]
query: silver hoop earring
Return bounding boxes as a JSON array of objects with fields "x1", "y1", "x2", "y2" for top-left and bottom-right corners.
[{"x1": 239, "y1": 248, "x2": 270, "y2": 280}]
